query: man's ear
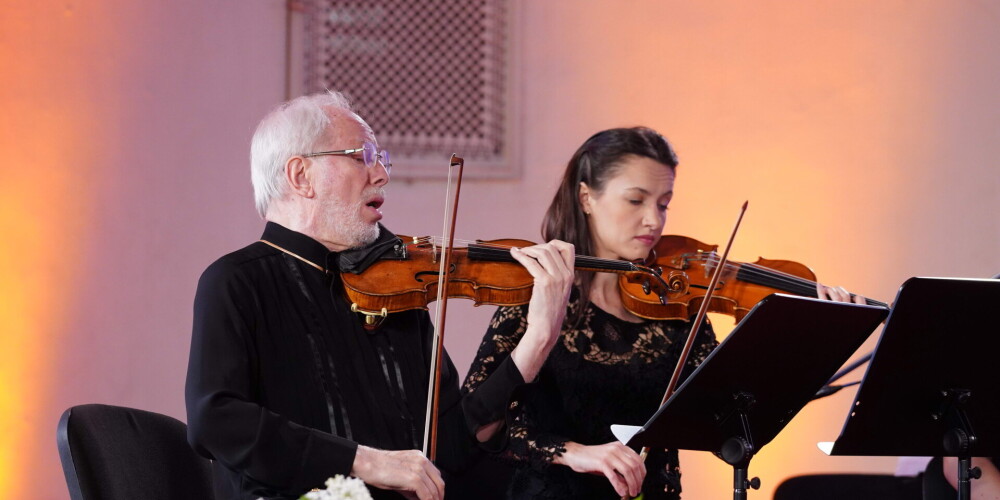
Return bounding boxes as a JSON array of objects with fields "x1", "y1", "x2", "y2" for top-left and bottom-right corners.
[{"x1": 284, "y1": 156, "x2": 314, "y2": 198}]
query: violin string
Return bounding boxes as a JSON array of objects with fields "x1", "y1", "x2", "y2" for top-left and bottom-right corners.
[
  {"x1": 418, "y1": 236, "x2": 852, "y2": 298},
  {"x1": 413, "y1": 236, "x2": 637, "y2": 272},
  {"x1": 688, "y1": 254, "x2": 818, "y2": 295},
  {"x1": 415, "y1": 237, "x2": 884, "y2": 306},
  {"x1": 415, "y1": 236, "x2": 523, "y2": 250},
  {"x1": 685, "y1": 254, "x2": 811, "y2": 287},
  {"x1": 686, "y1": 254, "x2": 887, "y2": 306},
  {"x1": 418, "y1": 237, "x2": 803, "y2": 291},
  {"x1": 681, "y1": 253, "x2": 817, "y2": 293}
]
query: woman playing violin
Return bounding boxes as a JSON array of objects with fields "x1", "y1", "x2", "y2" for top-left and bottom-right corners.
[{"x1": 462, "y1": 127, "x2": 864, "y2": 500}]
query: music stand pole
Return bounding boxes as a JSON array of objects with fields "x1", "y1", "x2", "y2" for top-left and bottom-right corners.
[{"x1": 938, "y1": 389, "x2": 982, "y2": 500}]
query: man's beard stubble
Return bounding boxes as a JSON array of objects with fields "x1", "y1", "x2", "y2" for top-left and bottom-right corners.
[{"x1": 331, "y1": 187, "x2": 383, "y2": 249}]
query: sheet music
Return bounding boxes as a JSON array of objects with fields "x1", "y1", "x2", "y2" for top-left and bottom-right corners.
[{"x1": 611, "y1": 424, "x2": 642, "y2": 445}]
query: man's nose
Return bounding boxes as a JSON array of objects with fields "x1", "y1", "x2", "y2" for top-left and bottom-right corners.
[{"x1": 369, "y1": 161, "x2": 389, "y2": 186}]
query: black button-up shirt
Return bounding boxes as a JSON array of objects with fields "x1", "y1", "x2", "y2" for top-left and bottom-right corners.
[{"x1": 186, "y1": 222, "x2": 523, "y2": 499}]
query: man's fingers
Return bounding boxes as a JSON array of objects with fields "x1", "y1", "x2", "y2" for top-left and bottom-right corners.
[
  {"x1": 409, "y1": 469, "x2": 438, "y2": 500},
  {"x1": 424, "y1": 461, "x2": 445, "y2": 500},
  {"x1": 409, "y1": 455, "x2": 442, "y2": 500}
]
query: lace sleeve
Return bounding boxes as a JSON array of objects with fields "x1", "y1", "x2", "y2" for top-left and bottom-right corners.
[
  {"x1": 463, "y1": 305, "x2": 568, "y2": 470},
  {"x1": 685, "y1": 317, "x2": 719, "y2": 371},
  {"x1": 462, "y1": 305, "x2": 527, "y2": 394},
  {"x1": 499, "y1": 387, "x2": 568, "y2": 470}
]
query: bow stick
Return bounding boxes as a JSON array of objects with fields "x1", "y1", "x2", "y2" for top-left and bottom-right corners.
[
  {"x1": 422, "y1": 154, "x2": 464, "y2": 460},
  {"x1": 627, "y1": 200, "x2": 748, "y2": 499}
]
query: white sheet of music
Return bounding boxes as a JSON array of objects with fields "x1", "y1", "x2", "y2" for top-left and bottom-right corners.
[{"x1": 611, "y1": 424, "x2": 642, "y2": 445}]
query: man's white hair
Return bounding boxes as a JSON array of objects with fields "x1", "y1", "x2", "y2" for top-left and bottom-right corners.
[{"x1": 250, "y1": 91, "x2": 357, "y2": 218}]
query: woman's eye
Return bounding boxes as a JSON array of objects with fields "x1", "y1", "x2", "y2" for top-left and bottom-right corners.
[
  {"x1": 658, "y1": 204, "x2": 669, "y2": 211},
  {"x1": 629, "y1": 199, "x2": 643, "y2": 205}
]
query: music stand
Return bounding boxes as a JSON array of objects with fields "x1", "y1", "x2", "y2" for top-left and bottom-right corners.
[
  {"x1": 624, "y1": 294, "x2": 888, "y2": 500},
  {"x1": 821, "y1": 277, "x2": 1000, "y2": 500}
]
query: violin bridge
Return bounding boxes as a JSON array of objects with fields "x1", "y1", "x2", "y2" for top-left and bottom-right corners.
[{"x1": 704, "y1": 251, "x2": 719, "y2": 278}]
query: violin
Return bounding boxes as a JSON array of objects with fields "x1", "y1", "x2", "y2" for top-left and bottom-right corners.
[
  {"x1": 619, "y1": 235, "x2": 889, "y2": 321},
  {"x1": 341, "y1": 234, "x2": 885, "y2": 326},
  {"x1": 341, "y1": 236, "x2": 674, "y2": 327}
]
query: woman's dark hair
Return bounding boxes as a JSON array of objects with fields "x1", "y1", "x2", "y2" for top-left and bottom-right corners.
[{"x1": 541, "y1": 126, "x2": 679, "y2": 321}]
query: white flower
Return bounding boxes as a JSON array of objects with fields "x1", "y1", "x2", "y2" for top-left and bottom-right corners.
[{"x1": 300, "y1": 475, "x2": 373, "y2": 500}]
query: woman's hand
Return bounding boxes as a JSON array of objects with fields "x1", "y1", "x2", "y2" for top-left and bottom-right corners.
[
  {"x1": 509, "y1": 240, "x2": 576, "y2": 383},
  {"x1": 816, "y1": 283, "x2": 867, "y2": 304},
  {"x1": 554, "y1": 441, "x2": 646, "y2": 498}
]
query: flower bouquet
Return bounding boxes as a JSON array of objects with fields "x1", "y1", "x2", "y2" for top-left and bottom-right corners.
[{"x1": 300, "y1": 475, "x2": 372, "y2": 500}]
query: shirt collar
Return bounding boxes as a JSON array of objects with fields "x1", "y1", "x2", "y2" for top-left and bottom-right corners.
[{"x1": 260, "y1": 221, "x2": 335, "y2": 273}]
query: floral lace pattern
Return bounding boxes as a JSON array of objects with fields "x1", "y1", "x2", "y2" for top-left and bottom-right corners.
[{"x1": 462, "y1": 291, "x2": 718, "y2": 499}]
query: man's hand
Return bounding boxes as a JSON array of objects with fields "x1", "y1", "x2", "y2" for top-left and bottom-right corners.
[
  {"x1": 351, "y1": 446, "x2": 444, "y2": 500},
  {"x1": 554, "y1": 441, "x2": 646, "y2": 498}
]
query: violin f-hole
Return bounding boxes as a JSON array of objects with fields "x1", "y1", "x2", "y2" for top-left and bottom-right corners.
[{"x1": 414, "y1": 263, "x2": 457, "y2": 283}]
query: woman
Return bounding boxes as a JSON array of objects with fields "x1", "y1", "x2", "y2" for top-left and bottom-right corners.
[{"x1": 463, "y1": 127, "x2": 863, "y2": 499}]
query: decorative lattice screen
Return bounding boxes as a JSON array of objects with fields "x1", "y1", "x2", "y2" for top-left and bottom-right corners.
[{"x1": 303, "y1": 0, "x2": 516, "y2": 178}]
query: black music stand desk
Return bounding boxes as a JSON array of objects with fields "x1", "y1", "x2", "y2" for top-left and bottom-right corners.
[
  {"x1": 821, "y1": 277, "x2": 1000, "y2": 500},
  {"x1": 621, "y1": 293, "x2": 888, "y2": 499}
]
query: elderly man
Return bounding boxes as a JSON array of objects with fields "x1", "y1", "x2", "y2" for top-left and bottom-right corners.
[{"x1": 185, "y1": 91, "x2": 575, "y2": 500}]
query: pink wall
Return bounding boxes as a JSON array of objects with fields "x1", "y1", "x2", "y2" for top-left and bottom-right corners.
[{"x1": 2, "y1": 1, "x2": 998, "y2": 498}]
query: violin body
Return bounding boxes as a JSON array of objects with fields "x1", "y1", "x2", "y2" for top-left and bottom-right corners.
[
  {"x1": 619, "y1": 235, "x2": 819, "y2": 321},
  {"x1": 341, "y1": 236, "x2": 536, "y2": 318}
]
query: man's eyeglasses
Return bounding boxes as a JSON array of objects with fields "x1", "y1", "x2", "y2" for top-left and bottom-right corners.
[{"x1": 302, "y1": 141, "x2": 391, "y2": 174}]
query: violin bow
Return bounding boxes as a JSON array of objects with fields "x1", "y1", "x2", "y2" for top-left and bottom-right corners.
[
  {"x1": 629, "y1": 201, "x2": 749, "y2": 496},
  {"x1": 422, "y1": 154, "x2": 465, "y2": 460}
]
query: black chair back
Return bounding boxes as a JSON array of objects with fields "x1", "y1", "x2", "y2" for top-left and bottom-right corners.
[
  {"x1": 773, "y1": 473, "x2": 922, "y2": 499},
  {"x1": 57, "y1": 404, "x2": 214, "y2": 500}
]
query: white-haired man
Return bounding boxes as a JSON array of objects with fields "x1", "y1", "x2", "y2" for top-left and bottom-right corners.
[{"x1": 185, "y1": 92, "x2": 575, "y2": 500}]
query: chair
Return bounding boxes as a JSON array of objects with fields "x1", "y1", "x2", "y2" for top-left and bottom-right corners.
[
  {"x1": 772, "y1": 473, "x2": 922, "y2": 500},
  {"x1": 57, "y1": 404, "x2": 214, "y2": 500}
]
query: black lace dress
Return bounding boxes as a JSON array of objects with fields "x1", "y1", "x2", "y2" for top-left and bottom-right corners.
[{"x1": 463, "y1": 293, "x2": 718, "y2": 499}]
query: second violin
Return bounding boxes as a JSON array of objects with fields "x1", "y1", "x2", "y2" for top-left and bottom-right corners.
[{"x1": 619, "y1": 234, "x2": 888, "y2": 321}]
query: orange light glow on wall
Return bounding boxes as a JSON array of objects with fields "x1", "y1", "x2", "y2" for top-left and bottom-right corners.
[
  {"x1": 0, "y1": 148, "x2": 88, "y2": 498},
  {"x1": 0, "y1": 5, "x2": 106, "y2": 496}
]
